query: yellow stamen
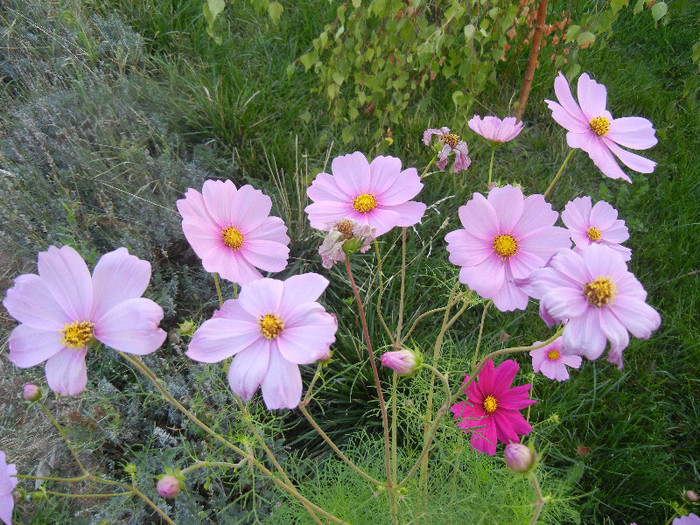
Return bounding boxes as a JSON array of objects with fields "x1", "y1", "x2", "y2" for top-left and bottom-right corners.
[
  {"x1": 589, "y1": 116, "x2": 610, "y2": 137},
  {"x1": 483, "y1": 395, "x2": 498, "y2": 413},
  {"x1": 259, "y1": 314, "x2": 285, "y2": 340},
  {"x1": 352, "y1": 193, "x2": 377, "y2": 213},
  {"x1": 60, "y1": 321, "x2": 95, "y2": 350},
  {"x1": 493, "y1": 234, "x2": 518, "y2": 259},
  {"x1": 547, "y1": 350, "x2": 560, "y2": 360},
  {"x1": 587, "y1": 227, "x2": 602, "y2": 241},
  {"x1": 221, "y1": 226, "x2": 244, "y2": 250},
  {"x1": 583, "y1": 276, "x2": 617, "y2": 307}
]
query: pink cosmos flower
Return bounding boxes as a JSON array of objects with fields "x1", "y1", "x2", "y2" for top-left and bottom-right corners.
[
  {"x1": 380, "y1": 349, "x2": 422, "y2": 376},
  {"x1": 519, "y1": 244, "x2": 661, "y2": 369},
  {"x1": 3, "y1": 246, "x2": 166, "y2": 395},
  {"x1": 422, "y1": 127, "x2": 472, "y2": 172},
  {"x1": 177, "y1": 180, "x2": 290, "y2": 285},
  {"x1": 468, "y1": 116, "x2": 524, "y2": 143},
  {"x1": 445, "y1": 185, "x2": 571, "y2": 311},
  {"x1": 451, "y1": 359, "x2": 535, "y2": 456},
  {"x1": 562, "y1": 196, "x2": 632, "y2": 261},
  {"x1": 305, "y1": 152, "x2": 427, "y2": 237},
  {"x1": 0, "y1": 451, "x2": 17, "y2": 525},
  {"x1": 673, "y1": 515, "x2": 700, "y2": 525},
  {"x1": 186, "y1": 273, "x2": 337, "y2": 409},
  {"x1": 545, "y1": 72, "x2": 657, "y2": 183},
  {"x1": 529, "y1": 337, "x2": 582, "y2": 382}
]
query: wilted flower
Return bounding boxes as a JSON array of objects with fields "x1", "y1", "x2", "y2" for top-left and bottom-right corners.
[
  {"x1": 3, "y1": 246, "x2": 166, "y2": 395},
  {"x1": 319, "y1": 219, "x2": 376, "y2": 269},
  {"x1": 445, "y1": 185, "x2": 570, "y2": 311},
  {"x1": 562, "y1": 196, "x2": 631, "y2": 261},
  {"x1": 422, "y1": 127, "x2": 471, "y2": 173},
  {"x1": 187, "y1": 274, "x2": 337, "y2": 409},
  {"x1": 177, "y1": 180, "x2": 290, "y2": 285},
  {"x1": 22, "y1": 383, "x2": 41, "y2": 402},
  {"x1": 305, "y1": 152, "x2": 427, "y2": 237},
  {"x1": 451, "y1": 359, "x2": 536, "y2": 456},
  {"x1": 380, "y1": 349, "x2": 422, "y2": 376},
  {"x1": 468, "y1": 116, "x2": 524, "y2": 143},
  {"x1": 530, "y1": 337, "x2": 582, "y2": 382},
  {"x1": 546, "y1": 72, "x2": 657, "y2": 182},
  {"x1": 504, "y1": 443, "x2": 537, "y2": 473},
  {"x1": 0, "y1": 451, "x2": 17, "y2": 525},
  {"x1": 519, "y1": 244, "x2": 661, "y2": 368},
  {"x1": 156, "y1": 475, "x2": 181, "y2": 499}
]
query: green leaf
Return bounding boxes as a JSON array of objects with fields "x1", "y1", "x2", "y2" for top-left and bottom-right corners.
[
  {"x1": 300, "y1": 50, "x2": 319, "y2": 71},
  {"x1": 267, "y1": 1, "x2": 283, "y2": 23},
  {"x1": 464, "y1": 23, "x2": 475, "y2": 40},
  {"x1": 204, "y1": 0, "x2": 226, "y2": 25},
  {"x1": 611, "y1": 0, "x2": 627, "y2": 14},
  {"x1": 566, "y1": 25, "x2": 582, "y2": 43},
  {"x1": 452, "y1": 90, "x2": 466, "y2": 107},
  {"x1": 633, "y1": 0, "x2": 645, "y2": 15},
  {"x1": 577, "y1": 31, "x2": 595, "y2": 48},
  {"x1": 332, "y1": 71, "x2": 344, "y2": 86},
  {"x1": 692, "y1": 39, "x2": 700, "y2": 64},
  {"x1": 651, "y1": 1, "x2": 668, "y2": 21}
]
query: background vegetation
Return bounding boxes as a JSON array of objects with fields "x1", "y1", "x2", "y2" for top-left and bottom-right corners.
[{"x1": 1, "y1": 0, "x2": 697, "y2": 523}]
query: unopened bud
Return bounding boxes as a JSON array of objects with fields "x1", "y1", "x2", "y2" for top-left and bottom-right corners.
[
  {"x1": 22, "y1": 383, "x2": 41, "y2": 402},
  {"x1": 685, "y1": 490, "x2": 698, "y2": 502},
  {"x1": 380, "y1": 349, "x2": 422, "y2": 376},
  {"x1": 157, "y1": 475, "x2": 181, "y2": 499},
  {"x1": 504, "y1": 443, "x2": 537, "y2": 473}
]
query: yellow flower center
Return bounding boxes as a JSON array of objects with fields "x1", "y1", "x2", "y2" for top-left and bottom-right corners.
[
  {"x1": 589, "y1": 116, "x2": 610, "y2": 137},
  {"x1": 259, "y1": 314, "x2": 285, "y2": 340},
  {"x1": 352, "y1": 193, "x2": 378, "y2": 214},
  {"x1": 221, "y1": 226, "x2": 244, "y2": 250},
  {"x1": 493, "y1": 234, "x2": 518, "y2": 259},
  {"x1": 442, "y1": 133, "x2": 460, "y2": 148},
  {"x1": 547, "y1": 350, "x2": 560, "y2": 360},
  {"x1": 60, "y1": 321, "x2": 95, "y2": 350},
  {"x1": 587, "y1": 227, "x2": 602, "y2": 241},
  {"x1": 582, "y1": 276, "x2": 617, "y2": 307},
  {"x1": 483, "y1": 395, "x2": 498, "y2": 413}
]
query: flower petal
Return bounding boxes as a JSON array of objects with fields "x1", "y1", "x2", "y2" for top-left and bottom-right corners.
[
  {"x1": 94, "y1": 298, "x2": 166, "y2": 355},
  {"x1": 3, "y1": 274, "x2": 69, "y2": 330},
  {"x1": 90, "y1": 248, "x2": 151, "y2": 321},
  {"x1": 278, "y1": 273, "x2": 329, "y2": 319},
  {"x1": 45, "y1": 348, "x2": 88, "y2": 395},
  {"x1": 331, "y1": 152, "x2": 371, "y2": 198},
  {"x1": 604, "y1": 140, "x2": 656, "y2": 174},
  {"x1": 38, "y1": 246, "x2": 93, "y2": 320},
  {"x1": 228, "y1": 342, "x2": 270, "y2": 401},
  {"x1": 187, "y1": 317, "x2": 260, "y2": 363},
  {"x1": 608, "y1": 117, "x2": 657, "y2": 150},
  {"x1": 261, "y1": 347, "x2": 303, "y2": 409},
  {"x1": 457, "y1": 193, "x2": 499, "y2": 241},
  {"x1": 489, "y1": 185, "x2": 524, "y2": 233},
  {"x1": 577, "y1": 73, "x2": 607, "y2": 120},
  {"x1": 8, "y1": 324, "x2": 64, "y2": 367},
  {"x1": 238, "y1": 278, "x2": 284, "y2": 317}
]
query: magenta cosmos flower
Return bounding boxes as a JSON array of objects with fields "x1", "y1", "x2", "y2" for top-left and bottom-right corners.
[
  {"x1": 177, "y1": 180, "x2": 290, "y2": 285},
  {"x1": 3, "y1": 246, "x2": 166, "y2": 395},
  {"x1": 186, "y1": 273, "x2": 337, "y2": 409},
  {"x1": 562, "y1": 196, "x2": 631, "y2": 261},
  {"x1": 305, "y1": 152, "x2": 427, "y2": 237},
  {"x1": 445, "y1": 185, "x2": 570, "y2": 311},
  {"x1": 451, "y1": 359, "x2": 535, "y2": 456},
  {"x1": 520, "y1": 244, "x2": 661, "y2": 368},
  {"x1": 546, "y1": 72, "x2": 657, "y2": 183},
  {"x1": 0, "y1": 451, "x2": 17, "y2": 525},
  {"x1": 530, "y1": 337, "x2": 582, "y2": 382},
  {"x1": 422, "y1": 127, "x2": 472, "y2": 172},
  {"x1": 468, "y1": 116, "x2": 523, "y2": 143}
]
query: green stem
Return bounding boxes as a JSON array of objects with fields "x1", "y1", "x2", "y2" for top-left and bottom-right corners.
[
  {"x1": 420, "y1": 156, "x2": 437, "y2": 180},
  {"x1": 374, "y1": 240, "x2": 395, "y2": 344},
  {"x1": 543, "y1": 149, "x2": 575, "y2": 200},
  {"x1": 16, "y1": 474, "x2": 88, "y2": 483},
  {"x1": 487, "y1": 146, "x2": 496, "y2": 187},
  {"x1": 528, "y1": 473, "x2": 545, "y2": 525},
  {"x1": 396, "y1": 228, "x2": 407, "y2": 342},
  {"x1": 391, "y1": 372, "x2": 398, "y2": 487},
  {"x1": 43, "y1": 490, "x2": 131, "y2": 499},
  {"x1": 213, "y1": 273, "x2": 224, "y2": 307},
  {"x1": 472, "y1": 301, "x2": 492, "y2": 368},
  {"x1": 400, "y1": 285, "x2": 465, "y2": 345},
  {"x1": 180, "y1": 460, "x2": 246, "y2": 475},
  {"x1": 39, "y1": 402, "x2": 88, "y2": 476}
]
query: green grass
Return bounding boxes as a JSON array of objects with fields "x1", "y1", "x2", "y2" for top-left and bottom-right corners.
[{"x1": 1, "y1": 0, "x2": 698, "y2": 523}]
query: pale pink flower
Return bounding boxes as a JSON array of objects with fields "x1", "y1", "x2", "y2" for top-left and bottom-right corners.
[
  {"x1": 562, "y1": 196, "x2": 632, "y2": 261},
  {"x1": 673, "y1": 514, "x2": 700, "y2": 525},
  {"x1": 157, "y1": 475, "x2": 181, "y2": 499},
  {"x1": 519, "y1": 244, "x2": 661, "y2": 369},
  {"x1": 186, "y1": 274, "x2": 337, "y2": 409},
  {"x1": 546, "y1": 72, "x2": 657, "y2": 183},
  {"x1": 318, "y1": 218, "x2": 376, "y2": 269},
  {"x1": 504, "y1": 443, "x2": 537, "y2": 473},
  {"x1": 529, "y1": 337, "x2": 582, "y2": 382},
  {"x1": 468, "y1": 116, "x2": 523, "y2": 143},
  {"x1": 445, "y1": 185, "x2": 571, "y2": 311},
  {"x1": 422, "y1": 127, "x2": 471, "y2": 172},
  {"x1": 451, "y1": 359, "x2": 535, "y2": 456},
  {"x1": 3, "y1": 246, "x2": 166, "y2": 395},
  {"x1": 306, "y1": 152, "x2": 426, "y2": 237},
  {"x1": 177, "y1": 180, "x2": 290, "y2": 285},
  {"x1": 0, "y1": 451, "x2": 17, "y2": 525},
  {"x1": 380, "y1": 349, "x2": 422, "y2": 376}
]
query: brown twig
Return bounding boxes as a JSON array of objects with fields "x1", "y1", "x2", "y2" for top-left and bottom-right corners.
[{"x1": 515, "y1": 0, "x2": 550, "y2": 121}]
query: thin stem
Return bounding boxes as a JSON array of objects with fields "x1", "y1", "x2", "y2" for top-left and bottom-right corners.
[
  {"x1": 529, "y1": 473, "x2": 545, "y2": 525},
  {"x1": 391, "y1": 372, "x2": 398, "y2": 487},
  {"x1": 487, "y1": 146, "x2": 496, "y2": 186},
  {"x1": 420, "y1": 156, "x2": 437, "y2": 180},
  {"x1": 374, "y1": 240, "x2": 396, "y2": 344},
  {"x1": 180, "y1": 460, "x2": 247, "y2": 475},
  {"x1": 421, "y1": 364, "x2": 450, "y2": 403},
  {"x1": 396, "y1": 228, "x2": 407, "y2": 342},
  {"x1": 43, "y1": 490, "x2": 131, "y2": 499},
  {"x1": 400, "y1": 285, "x2": 464, "y2": 345},
  {"x1": 39, "y1": 402, "x2": 88, "y2": 476},
  {"x1": 344, "y1": 257, "x2": 392, "y2": 490},
  {"x1": 213, "y1": 273, "x2": 224, "y2": 307},
  {"x1": 543, "y1": 149, "x2": 575, "y2": 200},
  {"x1": 472, "y1": 301, "x2": 492, "y2": 368},
  {"x1": 302, "y1": 363, "x2": 324, "y2": 405},
  {"x1": 16, "y1": 474, "x2": 88, "y2": 483}
]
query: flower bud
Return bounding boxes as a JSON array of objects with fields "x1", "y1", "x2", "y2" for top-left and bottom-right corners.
[
  {"x1": 157, "y1": 475, "x2": 181, "y2": 499},
  {"x1": 380, "y1": 349, "x2": 422, "y2": 376},
  {"x1": 504, "y1": 443, "x2": 537, "y2": 473},
  {"x1": 22, "y1": 383, "x2": 41, "y2": 402},
  {"x1": 685, "y1": 490, "x2": 698, "y2": 502}
]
